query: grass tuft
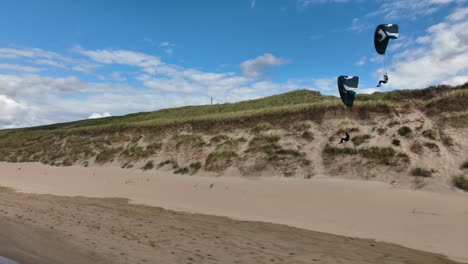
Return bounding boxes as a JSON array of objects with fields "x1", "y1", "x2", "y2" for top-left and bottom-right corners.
[
  {"x1": 452, "y1": 175, "x2": 468, "y2": 191},
  {"x1": 397, "y1": 126, "x2": 412, "y2": 137},
  {"x1": 205, "y1": 150, "x2": 238, "y2": 172},
  {"x1": 422, "y1": 129, "x2": 437, "y2": 140},
  {"x1": 410, "y1": 167, "x2": 432, "y2": 177},
  {"x1": 352, "y1": 134, "x2": 371, "y2": 146},
  {"x1": 142, "y1": 161, "x2": 154, "y2": 171}
]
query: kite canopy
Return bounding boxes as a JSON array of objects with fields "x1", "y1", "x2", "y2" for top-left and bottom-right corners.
[
  {"x1": 374, "y1": 24, "x2": 399, "y2": 55},
  {"x1": 337, "y1": 76, "x2": 359, "y2": 108}
]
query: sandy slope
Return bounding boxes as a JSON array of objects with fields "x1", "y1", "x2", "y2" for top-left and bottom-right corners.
[{"x1": 1, "y1": 162, "x2": 468, "y2": 263}]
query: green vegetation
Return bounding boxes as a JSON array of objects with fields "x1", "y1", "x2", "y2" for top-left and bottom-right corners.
[
  {"x1": 246, "y1": 134, "x2": 281, "y2": 154},
  {"x1": 439, "y1": 112, "x2": 468, "y2": 128},
  {"x1": 452, "y1": 175, "x2": 468, "y2": 191},
  {"x1": 292, "y1": 122, "x2": 311, "y2": 132},
  {"x1": 142, "y1": 161, "x2": 154, "y2": 171},
  {"x1": 174, "y1": 167, "x2": 189, "y2": 174},
  {"x1": 215, "y1": 137, "x2": 244, "y2": 151},
  {"x1": 270, "y1": 148, "x2": 302, "y2": 161},
  {"x1": 0, "y1": 84, "x2": 466, "y2": 171},
  {"x1": 397, "y1": 126, "x2": 412, "y2": 137},
  {"x1": 323, "y1": 145, "x2": 358, "y2": 156},
  {"x1": 121, "y1": 143, "x2": 161, "y2": 160},
  {"x1": 410, "y1": 167, "x2": 432, "y2": 177},
  {"x1": 352, "y1": 134, "x2": 371, "y2": 146},
  {"x1": 377, "y1": 127, "x2": 387, "y2": 135},
  {"x1": 424, "y1": 142, "x2": 440, "y2": 152},
  {"x1": 461, "y1": 161, "x2": 468, "y2": 170},
  {"x1": 174, "y1": 162, "x2": 201, "y2": 175},
  {"x1": 205, "y1": 150, "x2": 238, "y2": 172},
  {"x1": 95, "y1": 147, "x2": 123, "y2": 164},
  {"x1": 387, "y1": 121, "x2": 400, "y2": 128},
  {"x1": 189, "y1": 162, "x2": 202, "y2": 174},
  {"x1": 425, "y1": 89, "x2": 468, "y2": 116},
  {"x1": 422, "y1": 129, "x2": 437, "y2": 140},
  {"x1": 392, "y1": 139, "x2": 401, "y2": 146},
  {"x1": 251, "y1": 122, "x2": 273, "y2": 133},
  {"x1": 157, "y1": 159, "x2": 178, "y2": 169},
  {"x1": 301, "y1": 131, "x2": 314, "y2": 140},
  {"x1": 174, "y1": 134, "x2": 205, "y2": 149},
  {"x1": 210, "y1": 134, "x2": 229, "y2": 144},
  {"x1": 323, "y1": 145, "x2": 409, "y2": 166}
]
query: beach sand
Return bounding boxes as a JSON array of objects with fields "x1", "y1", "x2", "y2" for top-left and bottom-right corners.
[{"x1": 1, "y1": 162, "x2": 468, "y2": 263}]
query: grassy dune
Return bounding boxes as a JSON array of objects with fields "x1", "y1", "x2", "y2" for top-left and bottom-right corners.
[{"x1": 0, "y1": 83, "x2": 467, "y2": 190}]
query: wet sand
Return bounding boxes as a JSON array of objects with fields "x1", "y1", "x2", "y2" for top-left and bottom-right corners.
[
  {"x1": 1, "y1": 162, "x2": 468, "y2": 263},
  {"x1": 0, "y1": 186, "x2": 464, "y2": 264}
]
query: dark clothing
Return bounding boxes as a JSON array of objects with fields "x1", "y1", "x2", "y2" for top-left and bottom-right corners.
[
  {"x1": 377, "y1": 73, "x2": 388, "y2": 87},
  {"x1": 339, "y1": 131, "x2": 350, "y2": 144}
]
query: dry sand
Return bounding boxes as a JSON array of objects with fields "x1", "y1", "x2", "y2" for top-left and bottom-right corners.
[
  {"x1": 0, "y1": 187, "x2": 463, "y2": 264},
  {"x1": 1, "y1": 162, "x2": 468, "y2": 263}
]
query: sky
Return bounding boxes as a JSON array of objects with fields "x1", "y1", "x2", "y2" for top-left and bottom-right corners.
[{"x1": 0, "y1": 0, "x2": 467, "y2": 128}]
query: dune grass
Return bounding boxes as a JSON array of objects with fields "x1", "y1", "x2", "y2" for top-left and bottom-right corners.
[
  {"x1": 0, "y1": 84, "x2": 466, "y2": 167},
  {"x1": 452, "y1": 175, "x2": 468, "y2": 191},
  {"x1": 323, "y1": 145, "x2": 409, "y2": 166},
  {"x1": 205, "y1": 150, "x2": 238, "y2": 172},
  {"x1": 411, "y1": 167, "x2": 432, "y2": 178},
  {"x1": 352, "y1": 134, "x2": 371, "y2": 146}
]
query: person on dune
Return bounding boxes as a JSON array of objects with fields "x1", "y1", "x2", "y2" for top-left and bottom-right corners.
[{"x1": 339, "y1": 131, "x2": 350, "y2": 144}]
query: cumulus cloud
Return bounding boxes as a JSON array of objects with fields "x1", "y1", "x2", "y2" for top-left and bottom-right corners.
[
  {"x1": 240, "y1": 53, "x2": 290, "y2": 79},
  {"x1": 442, "y1": 75, "x2": 468, "y2": 86},
  {"x1": 0, "y1": 46, "x2": 297, "y2": 128},
  {"x1": 387, "y1": 7, "x2": 468, "y2": 89},
  {"x1": 88, "y1": 112, "x2": 112, "y2": 119},
  {"x1": 0, "y1": 95, "x2": 27, "y2": 125}
]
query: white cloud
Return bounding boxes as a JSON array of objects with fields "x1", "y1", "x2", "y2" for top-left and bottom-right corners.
[
  {"x1": 442, "y1": 75, "x2": 468, "y2": 86},
  {"x1": 312, "y1": 78, "x2": 335, "y2": 91},
  {"x1": 74, "y1": 47, "x2": 162, "y2": 74},
  {"x1": 387, "y1": 7, "x2": 468, "y2": 89},
  {"x1": 348, "y1": 18, "x2": 368, "y2": 32},
  {"x1": 356, "y1": 56, "x2": 367, "y2": 66},
  {"x1": 0, "y1": 64, "x2": 42, "y2": 73},
  {"x1": 298, "y1": 0, "x2": 351, "y2": 8},
  {"x1": 0, "y1": 95, "x2": 27, "y2": 125},
  {"x1": 88, "y1": 112, "x2": 112, "y2": 119},
  {"x1": 251, "y1": 0, "x2": 256, "y2": 8},
  {"x1": 240, "y1": 53, "x2": 290, "y2": 79},
  {"x1": 109, "y1": 72, "x2": 127, "y2": 82},
  {"x1": 368, "y1": 0, "x2": 466, "y2": 20},
  {"x1": 0, "y1": 74, "x2": 112, "y2": 97},
  {"x1": 159, "y1": 42, "x2": 174, "y2": 47},
  {"x1": 34, "y1": 59, "x2": 66, "y2": 68},
  {"x1": 360, "y1": 88, "x2": 380, "y2": 94},
  {"x1": 159, "y1": 42, "x2": 175, "y2": 55},
  {"x1": 0, "y1": 48, "x2": 61, "y2": 60}
]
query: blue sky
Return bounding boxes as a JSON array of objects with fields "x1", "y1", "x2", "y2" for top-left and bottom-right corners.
[{"x1": 0, "y1": 0, "x2": 467, "y2": 128}]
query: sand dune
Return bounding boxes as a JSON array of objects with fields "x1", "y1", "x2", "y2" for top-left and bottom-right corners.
[{"x1": 1, "y1": 162, "x2": 468, "y2": 262}]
